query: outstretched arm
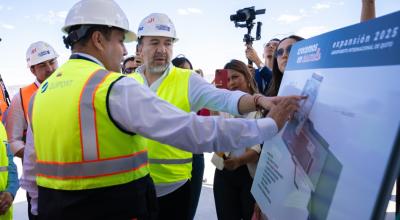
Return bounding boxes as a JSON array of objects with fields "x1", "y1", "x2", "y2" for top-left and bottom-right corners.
[{"x1": 361, "y1": 0, "x2": 376, "y2": 22}]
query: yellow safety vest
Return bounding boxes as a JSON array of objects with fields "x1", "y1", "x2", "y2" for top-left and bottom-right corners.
[
  {"x1": 130, "y1": 67, "x2": 193, "y2": 184},
  {"x1": 0, "y1": 123, "x2": 12, "y2": 220},
  {"x1": 31, "y1": 59, "x2": 149, "y2": 190}
]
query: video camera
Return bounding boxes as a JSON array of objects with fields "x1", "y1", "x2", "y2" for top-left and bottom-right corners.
[
  {"x1": 230, "y1": 7, "x2": 265, "y2": 44},
  {"x1": 230, "y1": 6, "x2": 265, "y2": 65}
]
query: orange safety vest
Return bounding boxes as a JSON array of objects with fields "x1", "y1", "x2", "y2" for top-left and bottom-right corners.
[{"x1": 20, "y1": 83, "x2": 38, "y2": 122}]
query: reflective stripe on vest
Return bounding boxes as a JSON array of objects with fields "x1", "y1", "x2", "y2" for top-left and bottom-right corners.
[
  {"x1": 20, "y1": 83, "x2": 38, "y2": 122},
  {"x1": 0, "y1": 166, "x2": 7, "y2": 172},
  {"x1": 37, "y1": 151, "x2": 147, "y2": 179},
  {"x1": 79, "y1": 69, "x2": 109, "y2": 161},
  {"x1": 35, "y1": 69, "x2": 147, "y2": 179},
  {"x1": 148, "y1": 158, "x2": 192, "y2": 164},
  {"x1": 28, "y1": 93, "x2": 35, "y2": 130}
]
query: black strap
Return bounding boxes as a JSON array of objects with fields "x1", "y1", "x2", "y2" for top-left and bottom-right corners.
[{"x1": 69, "y1": 54, "x2": 97, "y2": 63}]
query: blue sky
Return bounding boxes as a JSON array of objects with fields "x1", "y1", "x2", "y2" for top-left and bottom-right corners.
[{"x1": 0, "y1": 0, "x2": 399, "y2": 86}]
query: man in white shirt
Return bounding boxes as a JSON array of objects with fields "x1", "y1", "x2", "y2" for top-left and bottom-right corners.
[{"x1": 132, "y1": 13, "x2": 289, "y2": 219}]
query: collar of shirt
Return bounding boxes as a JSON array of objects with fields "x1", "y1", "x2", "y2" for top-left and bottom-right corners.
[
  {"x1": 135, "y1": 63, "x2": 173, "y2": 92},
  {"x1": 34, "y1": 80, "x2": 41, "y2": 87},
  {"x1": 70, "y1": 52, "x2": 105, "y2": 68}
]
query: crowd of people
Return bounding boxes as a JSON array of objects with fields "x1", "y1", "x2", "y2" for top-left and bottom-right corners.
[{"x1": 0, "y1": 0, "x2": 377, "y2": 220}]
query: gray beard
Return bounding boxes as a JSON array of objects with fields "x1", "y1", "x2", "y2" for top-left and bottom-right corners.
[{"x1": 147, "y1": 64, "x2": 169, "y2": 75}]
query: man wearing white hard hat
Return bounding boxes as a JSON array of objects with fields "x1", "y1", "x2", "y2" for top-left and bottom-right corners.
[
  {"x1": 130, "y1": 13, "x2": 301, "y2": 220},
  {"x1": 5, "y1": 41, "x2": 58, "y2": 220},
  {"x1": 23, "y1": 0, "x2": 301, "y2": 219}
]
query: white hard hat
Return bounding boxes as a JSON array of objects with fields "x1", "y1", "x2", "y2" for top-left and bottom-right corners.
[
  {"x1": 137, "y1": 13, "x2": 178, "y2": 41},
  {"x1": 26, "y1": 41, "x2": 59, "y2": 67},
  {"x1": 62, "y1": 0, "x2": 136, "y2": 42}
]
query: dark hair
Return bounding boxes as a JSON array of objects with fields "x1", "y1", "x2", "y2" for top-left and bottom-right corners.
[
  {"x1": 66, "y1": 25, "x2": 116, "y2": 50},
  {"x1": 122, "y1": 56, "x2": 135, "y2": 68},
  {"x1": 224, "y1": 59, "x2": 258, "y2": 95},
  {"x1": 265, "y1": 35, "x2": 304, "y2": 96},
  {"x1": 172, "y1": 55, "x2": 193, "y2": 70},
  {"x1": 264, "y1": 38, "x2": 280, "y2": 47}
]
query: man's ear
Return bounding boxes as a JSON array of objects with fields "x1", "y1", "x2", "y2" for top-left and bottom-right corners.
[{"x1": 91, "y1": 31, "x2": 105, "y2": 51}]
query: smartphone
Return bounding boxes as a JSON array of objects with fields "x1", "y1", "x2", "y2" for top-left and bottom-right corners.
[{"x1": 214, "y1": 69, "x2": 228, "y2": 89}]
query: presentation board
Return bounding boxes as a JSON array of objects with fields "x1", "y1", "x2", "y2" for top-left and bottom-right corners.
[{"x1": 251, "y1": 11, "x2": 400, "y2": 220}]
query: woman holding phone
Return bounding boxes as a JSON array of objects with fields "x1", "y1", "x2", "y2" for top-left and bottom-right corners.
[{"x1": 213, "y1": 59, "x2": 262, "y2": 220}]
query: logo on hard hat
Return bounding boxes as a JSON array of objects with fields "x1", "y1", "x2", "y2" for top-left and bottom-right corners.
[
  {"x1": 146, "y1": 18, "x2": 155, "y2": 23},
  {"x1": 156, "y1": 25, "x2": 170, "y2": 32},
  {"x1": 138, "y1": 26, "x2": 144, "y2": 31},
  {"x1": 38, "y1": 50, "x2": 50, "y2": 57}
]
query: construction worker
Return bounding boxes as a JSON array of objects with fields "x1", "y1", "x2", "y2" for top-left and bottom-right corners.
[
  {"x1": 5, "y1": 41, "x2": 58, "y2": 220},
  {"x1": 0, "y1": 122, "x2": 19, "y2": 220},
  {"x1": 5, "y1": 41, "x2": 58, "y2": 158},
  {"x1": 25, "y1": 0, "x2": 301, "y2": 219},
  {"x1": 131, "y1": 13, "x2": 291, "y2": 219}
]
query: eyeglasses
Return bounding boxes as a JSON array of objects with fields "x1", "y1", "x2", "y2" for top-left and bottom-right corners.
[
  {"x1": 275, "y1": 45, "x2": 292, "y2": 57},
  {"x1": 123, "y1": 67, "x2": 135, "y2": 74}
]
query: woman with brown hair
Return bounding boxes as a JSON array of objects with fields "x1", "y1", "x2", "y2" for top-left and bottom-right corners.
[{"x1": 213, "y1": 59, "x2": 262, "y2": 220}]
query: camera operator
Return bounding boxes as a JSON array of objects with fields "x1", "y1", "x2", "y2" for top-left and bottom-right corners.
[{"x1": 245, "y1": 38, "x2": 280, "y2": 95}]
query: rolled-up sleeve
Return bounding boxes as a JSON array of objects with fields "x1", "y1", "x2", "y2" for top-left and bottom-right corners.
[{"x1": 108, "y1": 77, "x2": 278, "y2": 154}]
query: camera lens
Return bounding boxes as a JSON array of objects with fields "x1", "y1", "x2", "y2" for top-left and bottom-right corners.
[{"x1": 230, "y1": 12, "x2": 247, "y2": 22}]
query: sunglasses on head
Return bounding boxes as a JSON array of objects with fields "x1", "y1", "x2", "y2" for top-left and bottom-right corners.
[{"x1": 275, "y1": 45, "x2": 292, "y2": 57}]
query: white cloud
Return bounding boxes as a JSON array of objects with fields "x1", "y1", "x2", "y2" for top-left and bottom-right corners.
[
  {"x1": 187, "y1": 8, "x2": 202, "y2": 14},
  {"x1": 7, "y1": 6, "x2": 12, "y2": 10},
  {"x1": 296, "y1": 26, "x2": 328, "y2": 38},
  {"x1": 56, "y1": 10, "x2": 68, "y2": 18},
  {"x1": 35, "y1": 10, "x2": 68, "y2": 24},
  {"x1": 178, "y1": 7, "x2": 202, "y2": 16},
  {"x1": 333, "y1": 1, "x2": 345, "y2": 6},
  {"x1": 277, "y1": 14, "x2": 303, "y2": 24},
  {"x1": 178, "y1": 9, "x2": 189, "y2": 15},
  {"x1": 312, "y1": 3, "x2": 331, "y2": 10},
  {"x1": 1, "y1": 24, "x2": 15, "y2": 30}
]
